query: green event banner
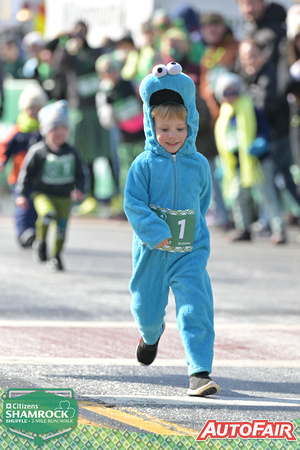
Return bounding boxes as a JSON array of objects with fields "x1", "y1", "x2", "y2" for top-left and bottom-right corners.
[
  {"x1": 1, "y1": 388, "x2": 300, "y2": 449},
  {"x1": 2, "y1": 389, "x2": 77, "y2": 447}
]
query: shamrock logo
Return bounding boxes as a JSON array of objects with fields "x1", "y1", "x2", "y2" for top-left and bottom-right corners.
[{"x1": 55, "y1": 400, "x2": 76, "y2": 418}]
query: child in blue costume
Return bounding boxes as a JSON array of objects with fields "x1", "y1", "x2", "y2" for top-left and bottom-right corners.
[{"x1": 124, "y1": 62, "x2": 220, "y2": 396}]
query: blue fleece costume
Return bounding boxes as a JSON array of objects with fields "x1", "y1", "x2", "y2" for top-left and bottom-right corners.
[{"x1": 124, "y1": 62, "x2": 214, "y2": 376}]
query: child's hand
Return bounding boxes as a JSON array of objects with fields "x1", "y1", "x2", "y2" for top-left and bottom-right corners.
[
  {"x1": 15, "y1": 196, "x2": 29, "y2": 209},
  {"x1": 71, "y1": 189, "x2": 85, "y2": 202},
  {"x1": 248, "y1": 137, "x2": 268, "y2": 157},
  {"x1": 155, "y1": 238, "x2": 170, "y2": 248}
]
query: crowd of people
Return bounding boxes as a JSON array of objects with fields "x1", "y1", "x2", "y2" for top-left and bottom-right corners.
[{"x1": 0, "y1": 0, "x2": 300, "y2": 257}]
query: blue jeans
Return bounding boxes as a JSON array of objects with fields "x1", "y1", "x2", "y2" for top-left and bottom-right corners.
[{"x1": 13, "y1": 187, "x2": 37, "y2": 238}]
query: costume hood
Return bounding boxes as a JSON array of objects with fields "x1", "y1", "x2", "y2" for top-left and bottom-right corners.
[{"x1": 139, "y1": 62, "x2": 199, "y2": 156}]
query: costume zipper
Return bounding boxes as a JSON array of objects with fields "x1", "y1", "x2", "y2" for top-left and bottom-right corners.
[{"x1": 172, "y1": 154, "x2": 178, "y2": 209}]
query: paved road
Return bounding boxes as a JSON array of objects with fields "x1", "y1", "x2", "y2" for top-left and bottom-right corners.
[{"x1": 0, "y1": 204, "x2": 300, "y2": 438}]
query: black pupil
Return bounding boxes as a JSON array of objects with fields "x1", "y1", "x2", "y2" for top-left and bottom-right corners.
[{"x1": 158, "y1": 68, "x2": 163, "y2": 73}]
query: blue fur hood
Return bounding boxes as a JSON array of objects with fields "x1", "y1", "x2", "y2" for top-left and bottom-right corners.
[{"x1": 139, "y1": 62, "x2": 199, "y2": 157}]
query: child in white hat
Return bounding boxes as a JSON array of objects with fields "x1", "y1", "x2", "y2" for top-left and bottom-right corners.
[{"x1": 0, "y1": 83, "x2": 47, "y2": 247}]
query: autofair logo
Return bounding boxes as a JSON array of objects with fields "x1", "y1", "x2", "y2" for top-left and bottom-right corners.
[{"x1": 197, "y1": 420, "x2": 297, "y2": 441}]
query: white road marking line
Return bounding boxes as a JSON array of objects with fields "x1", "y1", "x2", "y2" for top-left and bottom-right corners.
[
  {"x1": 0, "y1": 321, "x2": 138, "y2": 328},
  {"x1": 86, "y1": 394, "x2": 300, "y2": 408},
  {"x1": 214, "y1": 359, "x2": 300, "y2": 367},
  {"x1": 0, "y1": 320, "x2": 300, "y2": 330},
  {"x1": 1, "y1": 357, "x2": 300, "y2": 368}
]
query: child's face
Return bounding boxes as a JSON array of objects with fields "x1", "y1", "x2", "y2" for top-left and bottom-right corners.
[
  {"x1": 237, "y1": 0, "x2": 265, "y2": 22},
  {"x1": 46, "y1": 126, "x2": 69, "y2": 149},
  {"x1": 154, "y1": 115, "x2": 188, "y2": 154},
  {"x1": 201, "y1": 22, "x2": 226, "y2": 46},
  {"x1": 25, "y1": 105, "x2": 42, "y2": 120}
]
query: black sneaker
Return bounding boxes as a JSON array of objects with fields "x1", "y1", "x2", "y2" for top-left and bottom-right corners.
[
  {"x1": 187, "y1": 372, "x2": 220, "y2": 397},
  {"x1": 227, "y1": 229, "x2": 251, "y2": 242},
  {"x1": 32, "y1": 240, "x2": 47, "y2": 262},
  {"x1": 19, "y1": 228, "x2": 35, "y2": 248},
  {"x1": 47, "y1": 255, "x2": 64, "y2": 272},
  {"x1": 136, "y1": 322, "x2": 165, "y2": 366}
]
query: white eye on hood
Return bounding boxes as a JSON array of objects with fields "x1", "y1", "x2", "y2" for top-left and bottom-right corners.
[
  {"x1": 166, "y1": 62, "x2": 182, "y2": 75},
  {"x1": 152, "y1": 64, "x2": 168, "y2": 77},
  {"x1": 152, "y1": 62, "x2": 183, "y2": 78}
]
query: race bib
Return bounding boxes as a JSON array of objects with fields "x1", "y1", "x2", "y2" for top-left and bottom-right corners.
[
  {"x1": 42, "y1": 153, "x2": 76, "y2": 185},
  {"x1": 150, "y1": 204, "x2": 196, "y2": 252},
  {"x1": 77, "y1": 73, "x2": 99, "y2": 98}
]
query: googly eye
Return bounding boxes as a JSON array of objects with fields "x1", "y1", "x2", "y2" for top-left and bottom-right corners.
[
  {"x1": 152, "y1": 64, "x2": 168, "y2": 78},
  {"x1": 167, "y1": 62, "x2": 182, "y2": 75}
]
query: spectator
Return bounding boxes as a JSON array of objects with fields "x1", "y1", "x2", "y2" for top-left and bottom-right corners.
[
  {"x1": 22, "y1": 31, "x2": 45, "y2": 79},
  {"x1": 121, "y1": 22, "x2": 158, "y2": 85},
  {"x1": 59, "y1": 21, "x2": 110, "y2": 198},
  {"x1": 286, "y1": 4, "x2": 300, "y2": 171},
  {"x1": 114, "y1": 34, "x2": 135, "y2": 66},
  {"x1": 199, "y1": 13, "x2": 239, "y2": 124},
  {"x1": 159, "y1": 27, "x2": 200, "y2": 84},
  {"x1": 151, "y1": 9, "x2": 172, "y2": 51},
  {"x1": 22, "y1": 34, "x2": 68, "y2": 101},
  {"x1": 169, "y1": 4, "x2": 206, "y2": 65},
  {"x1": 237, "y1": 37, "x2": 300, "y2": 221},
  {"x1": 0, "y1": 36, "x2": 25, "y2": 79},
  {"x1": 22, "y1": 31, "x2": 45, "y2": 58},
  {"x1": 195, "y1": 92, "x2": 231, "y2": 229},
  {"x1": 95, "y1": 52, "x2": 144, "y2": 213},
  {"x1": 214, "y1": 72, "x2": 285, "y2": 244},
  {"x1": 237, "y1": 0, "x2": 287, "y2": 70},
  {"x1": 0, "y1": 59, "x2": 4, "y2": 118},
  {"x1": 34, "y1": 38, "x2": 67, "y2": 100},
  {"x1": 0, "y1": 83, "x2": 47, "y2": 247}
]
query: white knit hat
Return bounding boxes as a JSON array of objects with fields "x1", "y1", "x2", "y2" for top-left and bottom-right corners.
[
  {"x1": 287, "y1": 5, "x2": 300, "y2": 41},
  {"x1": 22, "y1": 31, "x2": 45, "y2": 55},
  {"x1": 214, "y1": 72, "x2": 244, "y2": 103},
  {"x1": 18, "y1": 83, "x2": 48, "y2": 111},
  {"x1": 38, "y1": 100, "x2": 69, "y2": 136}
]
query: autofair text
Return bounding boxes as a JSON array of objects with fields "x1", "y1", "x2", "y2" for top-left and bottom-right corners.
[{"x1": 196, "y1": 420, "x2": 296, "y2": 441}]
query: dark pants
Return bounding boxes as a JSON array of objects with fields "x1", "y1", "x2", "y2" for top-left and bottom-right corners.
[
  {"x1": 13, "y1": 187, "x2": 37, "y2": 238},
  {"x1": 270, "y1": 135, "x2": 300, "y2": 213}
]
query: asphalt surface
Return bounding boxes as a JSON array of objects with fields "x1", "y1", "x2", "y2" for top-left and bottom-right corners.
[{"x1": 0, "y1": 193, "x2": 300, "y2": 440}]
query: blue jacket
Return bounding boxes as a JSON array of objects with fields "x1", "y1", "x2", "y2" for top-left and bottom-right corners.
[{"x1": 124, "y1": 63, "x2": 212, "y2": 261}]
